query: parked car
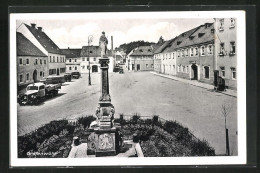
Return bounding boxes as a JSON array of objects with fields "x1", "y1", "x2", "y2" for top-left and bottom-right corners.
[
  {"x1": 119, "y1": 67, "x2": 124, "y2": 74},
  {"x1": 71, "y1": 72, "x2": 81, "y2": 79},
  {"x1": 64, "y1": 73, "x2": 72, "y2": 82}
]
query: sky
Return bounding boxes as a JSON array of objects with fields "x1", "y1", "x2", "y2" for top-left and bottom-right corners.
[{"x1": 17, "y1": 18, "x2": 214, "y2": 50}]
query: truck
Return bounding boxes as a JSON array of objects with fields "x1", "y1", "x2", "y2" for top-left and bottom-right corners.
[
  {"x1": 18, "y1": 82, "x2": 61, "y2": 105},
  {"x1": 71, "y1": 71, "x2": 81, "y2": 79}
]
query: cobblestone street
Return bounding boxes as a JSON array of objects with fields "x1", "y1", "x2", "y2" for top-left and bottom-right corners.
[{"x1": 18, "y1": 69, "x2": 237, "y2": 155}]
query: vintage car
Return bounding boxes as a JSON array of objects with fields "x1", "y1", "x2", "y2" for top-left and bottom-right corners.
[
  {"x1": 71, "y1": 71, "x2": 81, "y2": 79},
  {"x1": 119, "y1": 67, "x2": 124, "y2": 74},
  {"x1": 18, "y1": 82, "x2": 61, "y2": 105},
  {"x1": 64, "y1": 73, "x2": 72, "y2": 82}
]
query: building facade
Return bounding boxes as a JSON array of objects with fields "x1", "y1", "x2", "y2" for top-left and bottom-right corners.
[
  {"x1": 129, "y1": 46, "x2": 154, "y2": 71},
  {"x1": 174, "y1": 23, "x2": 215, "y2": 85},
  {"x1": 214, "y1": 18, "x2": 237, "y2": 89},
  {"x1": 80, "y1": 46, "x2": 114, "y2": 73},
  {"x1": 61, "y1": 48, "x2": 82, "y2": 73},
  {"x1": 17, "y1": 23, "x2": 66, "y2": 77},
  {"x1": 17, "y1": 32, "x2": 48, "y2": 91}
]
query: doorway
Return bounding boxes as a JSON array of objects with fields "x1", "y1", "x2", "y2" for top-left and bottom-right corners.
[
  {"x1": 137, "y1": 64, "x2": 140, "y2": 71},
  {"x1": 33, "y1": 69, "x2": 37, "y2": 82},
  {"x1": 92, "y1": 65, "x2": 98, "y2": 73},
  {"x1": 191, "y1": 64, "x2": 198, "y2": 80}
]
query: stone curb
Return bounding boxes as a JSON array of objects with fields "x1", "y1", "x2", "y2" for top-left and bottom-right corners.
[{"x1": 150, "y1": 72, "x2": 237, "y2": 98}]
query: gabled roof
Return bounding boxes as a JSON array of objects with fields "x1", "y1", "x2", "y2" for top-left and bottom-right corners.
[
  {"x1": 80, "y1": 46, "x2": 112, "y2": 57},
  {"x1": 25, "y1": 24, "x2": 63, "y2": 55},
  {"x1": 61, "y1": 48, "x2": 82, "y2": 58},
  {"x1": 154, "y1": 38, "x2": 176, "y2": 54},
  {"x1": 179, "y1": 23, "x2": 214, "y2": 48},
  {"x1": 131, "y1": 46, "x2": 154, "y2": 56},
  {"x1": 17, "y1": 32, "x2": 47, "y2": 57}
]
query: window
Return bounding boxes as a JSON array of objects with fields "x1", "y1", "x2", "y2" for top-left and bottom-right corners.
[
  {"x1": 190, "y1": 48, "x2": 194, "y2": 56},
  {"x1": 57, "y1": 57, "x2": 59, "y2": 62},
  {"x1": 177, "y1": 51, "x2": 180, "y2": 58},
  {"x1": 69, "y1": 67, "x2": 72, "y2": 70},
  {"x1": 185, "y1": 48, "x2": 189, "y2": 57},
  {"x1": 35, "y1": 59, "x2": 38, "y2": 65},
  {"x1": 204, "y1": 66, "x2": 210, "y2": 79},
  {"x1": 201, "y1": 46, "x2": 205, "y2": 56},
  {"x1": 172, "y1": 53, "x2": 175, "y2": 59},
  {"x1": 219, "y1": 43, "x2": 225, "y2": 56},
  {"x1": 40, "y1": 71, "x2": 42, "y2": 76},
  {"x1": 19, "y1": 74, "x2": 23, "y2": 83},
  {"x1": 183, "y1": 66, "x2": 185, "y2": 72},
  {"x1": 94, "y1": 58, "x2": 96, "y2": 61},
  {"x1": 44, "y1": 59, "x2": 46, "y2": 64},
  {"x1": 208, "y1": 45, "x2": 213, "y2": 55},
  {"x1": 49, "y1": 69, "x2": 52, "y2": 75},
  {"x1": 186, "y1": 66, "x2": 189, "y2": 73},
  {"x1": 26, "y1": 59, "x2": 29, "y2": 65},
  {"x1": 87, "y1": 58, "x2": 89, "y2": 61},
  {"x1": 26, "y1": 73, "x2": 29, "y2": 81},
  {"x1": 151, "y1": 64, "x2": 154, "y2": 68},
  {"x1": 195, "y1": 47, "x2": 199, "y2": 56},
  {"x1": 60, "y1": 68, "x2": 66, "y2": 73},
  {"x1": 75, "y1": 66, "x2": 77, "y2": 70},
  {"x1": 43, "y1": 72, "x2": 45, "y2": 77},
  {"x1": 82, "y1": 66, "x2": 85, "y2": 69},
  {"x1": 75, "y1": 59, "x2": 77, "y2": 62},
  {"x1": 231, "y1": 67, "x2": 236, "y2": 79},
  {"x1": 182, "y1": 49, "x2": 185, "y2": 57},
  {"x1": 40, "y1": 59, "x2": 42, "y2": 64},
  {"x1": 230, "y1": 42, "x2": 236, "y2": 55},
  {"x1": 177, "y1": 65, "x2": 180, "y2": 72},
  {"x1": 53, "y1": 69, "x2": 56, "y2": 74},
  {"x1": 60, "y1": 57, "x2": 62, "y2": 62},
  {"x1": 146, "y1": 64, "x2": 149, "y2": 68},
  {"x1": 53, "y1": 57, "x2": 55, "y2": 62},
  {"x1": 219, "y1": 19, "x2": 224, "y2": 31},
  {"x1": 49, "y1": 56, "x2": 51, "y2": 62},
  {"x1": 82, "y1": 58, "x2": 85, "y2": 61},
  {"x1": 69, "y1": 59, "x2": 72, "y2": 62},
  {"x1": 220, "y1": 66, "x2": 225, "y2": 77},
  {"x1": 230, "y1": 18, "x2": 235, "y2": 28}
]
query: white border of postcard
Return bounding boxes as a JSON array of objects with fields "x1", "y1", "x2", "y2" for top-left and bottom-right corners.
[{"x1": 10, "y1": 11, "x2": 246, "y2": 166}]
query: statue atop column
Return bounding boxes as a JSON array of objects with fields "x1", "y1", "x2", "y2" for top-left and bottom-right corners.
[{"x1": 99, "y1": 31, "x2": 108, "y2": 58}]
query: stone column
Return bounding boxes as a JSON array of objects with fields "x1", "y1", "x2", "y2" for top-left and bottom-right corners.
[{"x1": 99, "y1": 57, "x2": 111, "y2": 102}]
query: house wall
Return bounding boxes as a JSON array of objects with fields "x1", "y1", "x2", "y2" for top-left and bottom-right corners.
[
  {"x1": 48, "y1": 53, "x2": 66, "y2": 76},
  {"x1": 17, "y1": 55, "x2": 48, "y2": 86},
  {"x1": 80, "y1": 56, "x2": 114, "y2": 73},
  {"x1": 215, "y1": 18, "x2": 237, "y2": 89},
  {"x1": 176, "y1": 43, "x2": 214, "y2": 85},
  {"x1": 161, "y1": 52, "x2": 177, "y2": 75},
  {"x1": 66, "y1": 57, "x2": 81, "y2": 73},
  {"x1": 154, "y1": 54, "x2": 162, "y2": 73},
  {"x1": 130, "y1": 55, "x2": 154, "y2": 71}
]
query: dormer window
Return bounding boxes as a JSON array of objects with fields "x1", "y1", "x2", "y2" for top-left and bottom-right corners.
[
  {"x1": 90, "y1": 51, "x2": 93, "y2": 53},
  {"x1": 140, "y1": 49, "x2": 143, "y2": 52},
  {"x1": 189, "y1": 36, "x2": 195, "y2": 40},
  {"x1": 230, "y1": 18, "x2": 235, "y2": 28},
  {"x1": 182, "y1": 33, "x2": 186, "y2": 37},
  {"x1": 198, "y1": 33, "x2": 205, "y2": 37},
  {"x1": 229, "y1": 41, "x2": 236, "y2": 55},
  {"x1": 177, "y1": 41, "x2": 182, "y2": 45},
  {"x1": 148, "y1": 49, "x2": 151, "y2": 52},
  {"x1": 219, "y1": 19, "x2": 224, "y2": 31},
  {"x1": 211, "y1": 29, "x2": 215, "y2": 33}
]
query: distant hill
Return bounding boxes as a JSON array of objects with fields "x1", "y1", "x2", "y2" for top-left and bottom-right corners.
[{"x1": 115, "y1": 40, "x2": 155, "y2": 55}]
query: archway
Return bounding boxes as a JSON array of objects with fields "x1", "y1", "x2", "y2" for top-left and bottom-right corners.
[
  {"x1": 92, "y1": 65, "x2": 98, "y2": 73},
  {"x1": 191, "y1": 64, "x2": 198, "y2": 80},
  {"x1": 33, "y1": 69, "x2": 37, "y2": 82}
]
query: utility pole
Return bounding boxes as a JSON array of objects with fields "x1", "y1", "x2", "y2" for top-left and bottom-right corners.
[{"x1": 88, "y1": 35, "x2": 93, "y2": 85}]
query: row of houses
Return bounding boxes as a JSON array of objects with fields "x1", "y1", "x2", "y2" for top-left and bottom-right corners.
[
  {"x1": 126, "y1": 18, "x2": 237, "y2": 89},
  {"x1": 17, "y1": 23, "x2": 115, "y2": 90}
]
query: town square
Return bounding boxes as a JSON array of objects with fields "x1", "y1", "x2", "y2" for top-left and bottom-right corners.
[{"x1": 14, "y1": 14, "x2": 239, "y2": 159}]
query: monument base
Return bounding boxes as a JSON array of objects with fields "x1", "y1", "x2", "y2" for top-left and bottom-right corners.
[{"x1": 94, "y1": 127, "x2": 117, "y2": 157}]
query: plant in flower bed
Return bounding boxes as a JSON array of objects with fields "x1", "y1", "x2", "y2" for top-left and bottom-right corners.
[
  {"x1": 119, "y1": 117, "x2": 215, "y2": 157},
  {"x1": 18, "y1": 116, "x2": 96, "y2": 158}
]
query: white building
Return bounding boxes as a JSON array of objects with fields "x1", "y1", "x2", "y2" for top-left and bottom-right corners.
[
  {"x1": 61, "y1": 48, "x2": 82, "y2": 73},
  {"x1": 17, "y1": 23, "x2": 66, "y2": 76}
]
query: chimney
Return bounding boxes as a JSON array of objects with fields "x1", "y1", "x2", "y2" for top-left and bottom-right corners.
[
  {"x1": 38, "y1": 27, "x2": 42, "y2": 32},
  {"x1": 111, "y1": 36, "x2": 113, "y2": 51},
  {"x1": 68, "y1": 47, "x2": 70, "y2": 49},
  {"x1": 31, "y1": 23, "x2": 36, "y2": 28}
]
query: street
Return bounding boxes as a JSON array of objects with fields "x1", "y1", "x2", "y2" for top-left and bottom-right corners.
[{"x1": 17, "y1": 69, "x2": 237, "y2": 155}]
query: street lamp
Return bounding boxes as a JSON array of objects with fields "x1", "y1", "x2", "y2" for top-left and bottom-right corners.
[{"x1": 88, "y1": 35, "x2": 93, "y2": 85}]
